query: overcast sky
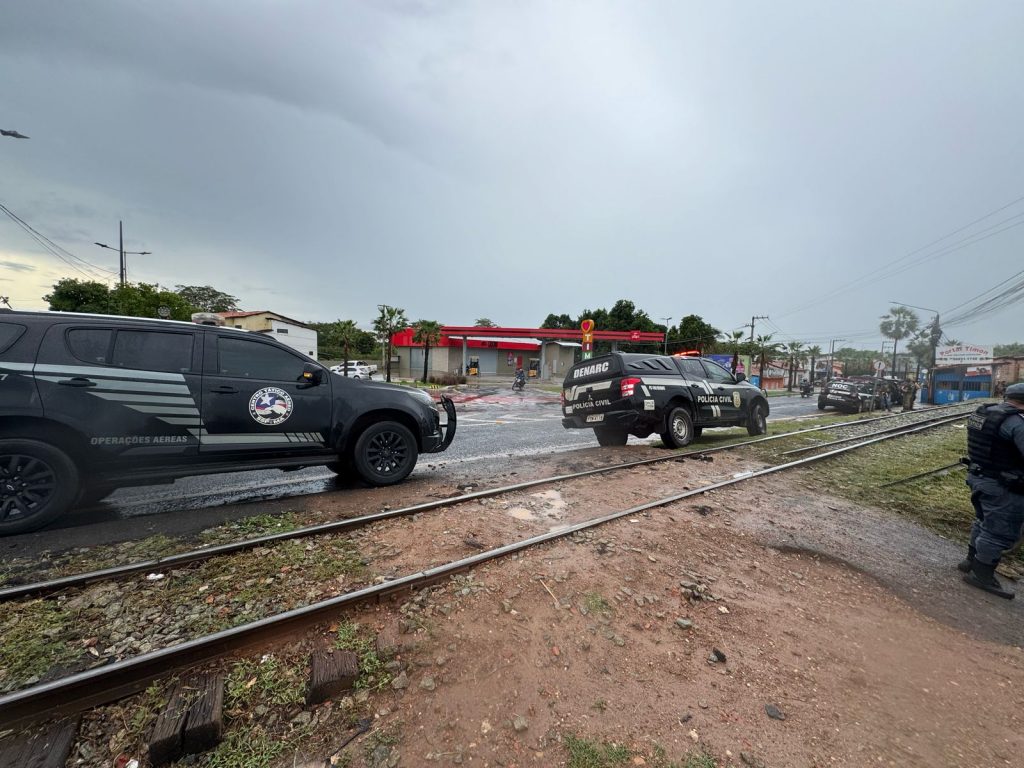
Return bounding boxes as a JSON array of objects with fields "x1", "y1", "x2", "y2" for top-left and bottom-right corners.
[{"x1": 3, "y1": 1, "x2": 1024, "y2": 349}]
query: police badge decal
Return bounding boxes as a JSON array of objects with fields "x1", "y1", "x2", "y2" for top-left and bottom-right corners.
[
  {"x1": 732, "y1": 391, "x2": 742, "y2": 408},
  {"x1": 249, "y1": 387, "x2": 294, "y2": 425}
]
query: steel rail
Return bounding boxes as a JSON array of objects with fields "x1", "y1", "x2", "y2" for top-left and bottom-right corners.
[
  {"x1": 0, "y1": 413, "x2": 968, "y2": 729},
  {"x1": 0, "y1": 403, "x2": 975, "y2": 602},
  {"x1": 776, "y1": 413, "x2": 969, "y2": 456}
]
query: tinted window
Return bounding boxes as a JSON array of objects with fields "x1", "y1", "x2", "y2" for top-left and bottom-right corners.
[
  {"x1": 67, "y1": 328, "x2": 113, "y2": 364},
  {"x1": 701, "y1": 360, "x2": 734, "y2": 384},
  {"x1": 676, "y1": 358, "x2": 706, "y2": 379},
  {"x1": 112, "y1": 331, "x2": 194, "y2": 373},
  {"x1": 0, "y1": 323, "x2": 26, "y2": 354},
  {"x1": 218, "y1": 337, "x2": 306, "y2": 380}
]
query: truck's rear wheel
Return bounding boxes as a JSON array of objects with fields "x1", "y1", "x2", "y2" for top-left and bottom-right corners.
[
  {"x1": 0, "y1": 439, "x2": 78, "y2": 535},
  {"x1": 817, "y1": 398, "x2": 826, "y2": 411},
  {"x1": 661, "y1": 407, "x2": 695, "y2": 448},
  {"x1": 352, "y1": 421, "x2": 418, "y2": 486},
  {"x1": 594, "y1": 427, "x2": 629, "y2": 447}
]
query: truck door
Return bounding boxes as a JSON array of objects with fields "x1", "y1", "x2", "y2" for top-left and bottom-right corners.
[
  {"x1": 699, "y1": 360, "x2": 742, "y2": 420},
  {"x1": 200, "y1": 334, "x2": 332, "y2": 454},
  {"x1": 675, "y1": 358, "x2": 719, "y2": 423},
  {"x1": 35, "y1": 324, "x2": 202, "y2": 465}
]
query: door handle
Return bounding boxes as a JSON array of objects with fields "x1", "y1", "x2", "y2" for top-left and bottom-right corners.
[
  {"x1": 210, "y1": 385, "x2": 238, "y2": 394},
  {"x1": 57, "y1": 377, "x2": 96, "y2": 388}
]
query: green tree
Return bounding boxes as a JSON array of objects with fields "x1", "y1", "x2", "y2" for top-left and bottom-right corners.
[
  {"x1": 540, "y1": 313, "x2": 575, "y2": 330},
  {"x1": 753, "y1": 334, "x2": 781, "y2": 383},
  {"x1": 879, "y1": 305, "x2": 920, "y2": 372},
  {"x1": 806, "y1": 345, "x2": 823, "y2": 384},
  {"x1": 175, "y1": 284, "x2": 240, "y2": 312},
  {"x1": 474, "y1": 318, "x2": 497, "y2": 327},
  {"x1": 719, "y1": 330, "x2": 748, "y2": 375},
  {"x1": 372, "y1": 305, "x2": 408, "y2": 382},
  {"x1": 784, "y1": 341, "x2": 805, "y2": 391},
  {"x1": 413, "y1": 320, "x2": 443, "y2": 383},
  {"x1": 43, "y1": 278, "x2": 112, "y2": 314},
  {"x1": 834, "y1": 347, "x2": 876, "y2": 376},
  {"x1": 994, "y1": 342, "x2": 1024, "y2": 357},
  {"x1": 674, "y1": 315, "x2": 720, "y2": 354}
]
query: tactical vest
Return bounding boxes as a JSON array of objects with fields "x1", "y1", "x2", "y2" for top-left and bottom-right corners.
[{"x1": 966, "y1": 403, "x2": 1024, "y2": 477}]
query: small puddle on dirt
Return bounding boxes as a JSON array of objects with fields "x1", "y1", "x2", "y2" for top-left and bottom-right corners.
[{"x1": 505, "y1": 489, "x2": 568, "y2": 525}]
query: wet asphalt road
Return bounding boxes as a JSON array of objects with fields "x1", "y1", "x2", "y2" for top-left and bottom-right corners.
[{"x1": 6, "y1": 389, "x2": 825, "y2": 549}]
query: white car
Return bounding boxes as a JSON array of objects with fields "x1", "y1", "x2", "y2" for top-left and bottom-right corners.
[
  {"x1": 330, "y1": 362, "x2": 373, "y2": 379},
  {"x1": 349, "y1": 359, "x2": 378, "y2": 375}
]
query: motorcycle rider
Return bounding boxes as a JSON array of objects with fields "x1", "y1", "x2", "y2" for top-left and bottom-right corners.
[
  {"x1": 799, "y1": 377, "x2": 812, "y2": 397},
  {"x1": 959, "y1": 382, "x2": 1024, "y2": 599},
  {"x1": 513, "y1": 367, "x2": 526, "y2": 391}
]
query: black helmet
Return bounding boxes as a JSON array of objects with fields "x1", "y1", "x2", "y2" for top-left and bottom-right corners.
[{"x1": 1006, "y1": 382, "x2": 1024, "y2": 402}]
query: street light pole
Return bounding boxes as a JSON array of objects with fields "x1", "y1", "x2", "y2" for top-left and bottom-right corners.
[
  {"x1": 660, "y1": 316, "x2": 672, "y2": 355},
  {"x1": 95, "y1": 220, "x2": 151, "y2": 287}
]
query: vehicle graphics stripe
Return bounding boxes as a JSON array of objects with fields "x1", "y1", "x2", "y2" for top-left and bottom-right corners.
[
  {"x1": 0, "y1": 362, "x2": 33, "y2": 371},
  {"x1": 199, "y1": 434, "x2": 293, "y2": 444},
  {"x1": 124, "y1": 405, "x2": 201, "y2": 415},
  {"x1": 32, "y1": 376, "x2": 192, "y2": 393},
  {"x1": 157, "y1": 417, "x2": 204, "y2": 425},
  {"x1": 90, "y1": 392, "x2": 197, "y2": 405},
  {"x1": 32, "y1": 364, "x2": 187, "y2": 382}
]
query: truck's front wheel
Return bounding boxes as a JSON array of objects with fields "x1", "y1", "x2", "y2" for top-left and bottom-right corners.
[
  {"x1": 746, "y1": 402, "x2": 768, "y2": 436},
  {"x1": 352, "y1": 421, "x2": 418, "y2": 486},
  {"x1": 661, "y1": 407, "x2": 695, "y2": 448}
]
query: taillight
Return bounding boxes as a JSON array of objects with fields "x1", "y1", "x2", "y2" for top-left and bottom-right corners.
[
  {"x1": 620, "y1": 377, "x2": 642, "y2": 397},
  {"x1": 560, "y1": 390, "x2": 566, "y2": 407}
]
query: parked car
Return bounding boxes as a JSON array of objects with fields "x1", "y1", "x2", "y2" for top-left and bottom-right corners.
[
  {"x1": 0, "y1": 310, "x2": 456, "y2": 534},
  {"x1": 330, "y1": 362, "x2": 373, "y2": 379},
  {"x1": 349, "y1": 360, "x2": 378, "y2": 375}
]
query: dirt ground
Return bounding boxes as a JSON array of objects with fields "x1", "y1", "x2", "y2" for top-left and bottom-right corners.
[{"x1": 283, "y1": 448, "x2": 1024, "y2": 768}]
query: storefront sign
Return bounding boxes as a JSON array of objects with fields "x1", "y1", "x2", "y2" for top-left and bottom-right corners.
[
  {"x1": 936, "y1": 345, "x2": 992, "y2": 366},
  {"x1": 581, "y1": 319, "x2": 594, "y2": 360}
]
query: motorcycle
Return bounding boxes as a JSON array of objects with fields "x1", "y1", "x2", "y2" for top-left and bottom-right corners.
[
  {"x1": 800, "y1": 381, "x2": 812, "y2": 398},
  {"x1": 512, "y1": 370, "x2": 526, "y2": 392}
]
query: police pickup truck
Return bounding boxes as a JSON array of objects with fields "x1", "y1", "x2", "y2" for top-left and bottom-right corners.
[
  {"x1": 561, "y1": 352, "x2": 769, "y2": 447},
  {"x1": 0, "y1": 311, "x2": 456, "y2": 535},
  {"x1": 817, "y1": 378, "x2": 877, "y2": 413}
]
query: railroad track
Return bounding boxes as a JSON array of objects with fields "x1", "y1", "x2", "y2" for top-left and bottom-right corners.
[
  {"x1": 0, "y1": 402, "x2": 972, "y2": 602},
  {"x1": 0, "y1": 404, "x2": 974, "y2": 731}
]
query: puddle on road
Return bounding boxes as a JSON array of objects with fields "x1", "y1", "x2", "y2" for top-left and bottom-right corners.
[{"x1": 505, "y1": 489, "x2": 568, "y2": 527}]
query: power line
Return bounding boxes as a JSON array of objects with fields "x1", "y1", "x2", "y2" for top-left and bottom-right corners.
[{"x1": 0, "y1": 201, "x2": 118, "y2": 282}]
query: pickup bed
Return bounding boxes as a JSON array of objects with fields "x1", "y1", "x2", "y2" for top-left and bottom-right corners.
[{"x1": 561, "y1": 353, "x2": 769, "y2": 447}]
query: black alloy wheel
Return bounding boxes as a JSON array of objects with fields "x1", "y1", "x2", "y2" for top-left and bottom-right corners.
[
  {"x1": 353, "y1": 421, "x2": 418, "y2": 486},
  {"x1": 0, "y1": 440, "x2": 78, "y2": 535}
]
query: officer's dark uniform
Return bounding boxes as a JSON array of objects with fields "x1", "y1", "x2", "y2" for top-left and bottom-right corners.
[{"x1": 959, "y1": 382, "x2": 1024, "y2": 599}]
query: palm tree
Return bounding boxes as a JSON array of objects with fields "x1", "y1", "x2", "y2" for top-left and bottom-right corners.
[
  {"x1": 413, "y1": 319, "x2": 443, "y2": 383},
  {"x1": 372, "y1": 305, "x2": 409, "y2": 382},
  {"x1": 719, "y1": 330, "x2": 747, "y2": 374},
  {"x1": 879, "y1": 306, "x2": 920, "y2": 372},
  {"x1": 753, "y1": 334, "x2": 779, "y2": 384},
  {"x1": 784, "y1": 341, "x2": 805, "y2": 391},
  {"x1": 805, "y1": 345, "x2": 823, "y2": 385},
  {"x1": 335, "y1": 319, "x2": 362, "y2": 372}
]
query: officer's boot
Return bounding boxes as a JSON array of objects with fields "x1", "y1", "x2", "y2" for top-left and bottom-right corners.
[
  {"x1": 957, "y1": 545, "x2": 977, "y2": 573},
  {"x1": 963, "y1": 559, "x2": 1015, "y2": 600}
]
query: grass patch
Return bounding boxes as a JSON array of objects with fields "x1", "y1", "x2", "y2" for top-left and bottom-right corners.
[
  {"x1": 225, "y1": 654, "x2": 306, "y2": 710},
  {"x1": 805, "y1": 424, "x2": 1001, "y2": 555},
  {"x1": 0, "y1": 599, "x2": 77, "y2": 692},
  {"x1": 564, "y1": 735, "x2": 632, "y2": 767},
  {"x1": 204, "y1": 726, "x2": 286, "y2": 768},
  {"x1": 335, "y1": 620, "x2": 392, "y2": 691},
  {"x1": 583, "y1": 592, "x2": 613, "y2": 615},
  {"x1": 680, "y1": 753, "x2": 717, "y2": 768},
  {"x1": 200, "y1": 512, "x2": 300, "y2": 543}
]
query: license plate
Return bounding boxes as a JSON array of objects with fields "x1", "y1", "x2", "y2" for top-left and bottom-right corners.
[{"x1": 586, "y1": 414, "x2": 604, "y2": 423}]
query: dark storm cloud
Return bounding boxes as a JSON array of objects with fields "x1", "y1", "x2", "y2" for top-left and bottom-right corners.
[
  {"x1": 0, "y1": 261, "x2": 35, "y2": 273},
  {"x1": 2, "y1": 1, "x2": 1024, "y2": 346}
]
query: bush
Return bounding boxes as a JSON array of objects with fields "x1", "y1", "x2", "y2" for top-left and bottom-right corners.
[{"x1": 427, "y1": 373, "x2": 466, "y2": 385}]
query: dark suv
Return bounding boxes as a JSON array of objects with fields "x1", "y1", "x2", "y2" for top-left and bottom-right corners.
[{"x1": 0, "y1": 311, "x2": 456, "y2": 534}]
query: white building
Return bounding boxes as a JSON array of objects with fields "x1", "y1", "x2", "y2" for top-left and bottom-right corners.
[{"x1": 218, "y1": 311, "x2": 318, "y2": 359}]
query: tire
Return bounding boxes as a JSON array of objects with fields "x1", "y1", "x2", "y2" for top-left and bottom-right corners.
[
  {"x1": 746, "y1": 402, "x2": 768, "y2": 436},
  {"x1": 352, "y1": 421, "x2": 419, "y2": 486},
  {"x1": 817, "y1": 398, "x2": 827, "y2": 411},
  {"x1": 594, "y1": 427, "x2": 629, "y2": 447},
  {"x1": 661, "y1": 406, "x2": 695, "y2": 448},
  {"x1": 0, "y1": 439, "x2": 79, "y2": 535}
]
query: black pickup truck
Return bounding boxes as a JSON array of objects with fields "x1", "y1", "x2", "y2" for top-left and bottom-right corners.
[
  {"x1": 561, "y1": 353, "x2": 769, "y2": 447},
  {"x1": 0, "y1": 310, "x2": 456, "y2": 534}
]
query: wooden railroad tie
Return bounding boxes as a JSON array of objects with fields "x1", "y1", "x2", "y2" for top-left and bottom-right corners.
[
  {"x1": 148, "y1": 672, "x2": 224, "y2": 767},
  {"x1": 306, "y1": 649, "x2": 359, "y2": 706},
  {"x1": 0, "y1": 717, "x2": 79, "y2": 768}
]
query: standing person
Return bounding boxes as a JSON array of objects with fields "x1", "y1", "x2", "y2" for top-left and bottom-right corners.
[
  {"x1": 880, "y1": 386, "x2": 891, "y2": 413},
  {"x1": 959, "y1": 382, "x2": 1024, "y2": 599}
]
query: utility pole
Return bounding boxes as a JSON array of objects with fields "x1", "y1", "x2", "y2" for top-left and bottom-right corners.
[
  {"x1": 95, "y1": 220, "x2": 151, "y2": 287},
  {"x1": 660, "y1": 316, "x2": 672, "y2": 355},
  {"x1": 745, "y1": 315, "x2": 768, "y2": 381}
]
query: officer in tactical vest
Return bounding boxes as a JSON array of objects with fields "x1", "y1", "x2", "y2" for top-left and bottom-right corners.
[{"x1": 959, "y1": 382, "x2": 1024, "y2": 598}]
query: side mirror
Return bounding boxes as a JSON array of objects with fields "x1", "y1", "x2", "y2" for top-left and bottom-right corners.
[
  {"x1": 735, "y1": 373, "x2": 746, "y2": 383},
  {"x1": 297, "y1": 364, "x2": 324, "y2": 388}
]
